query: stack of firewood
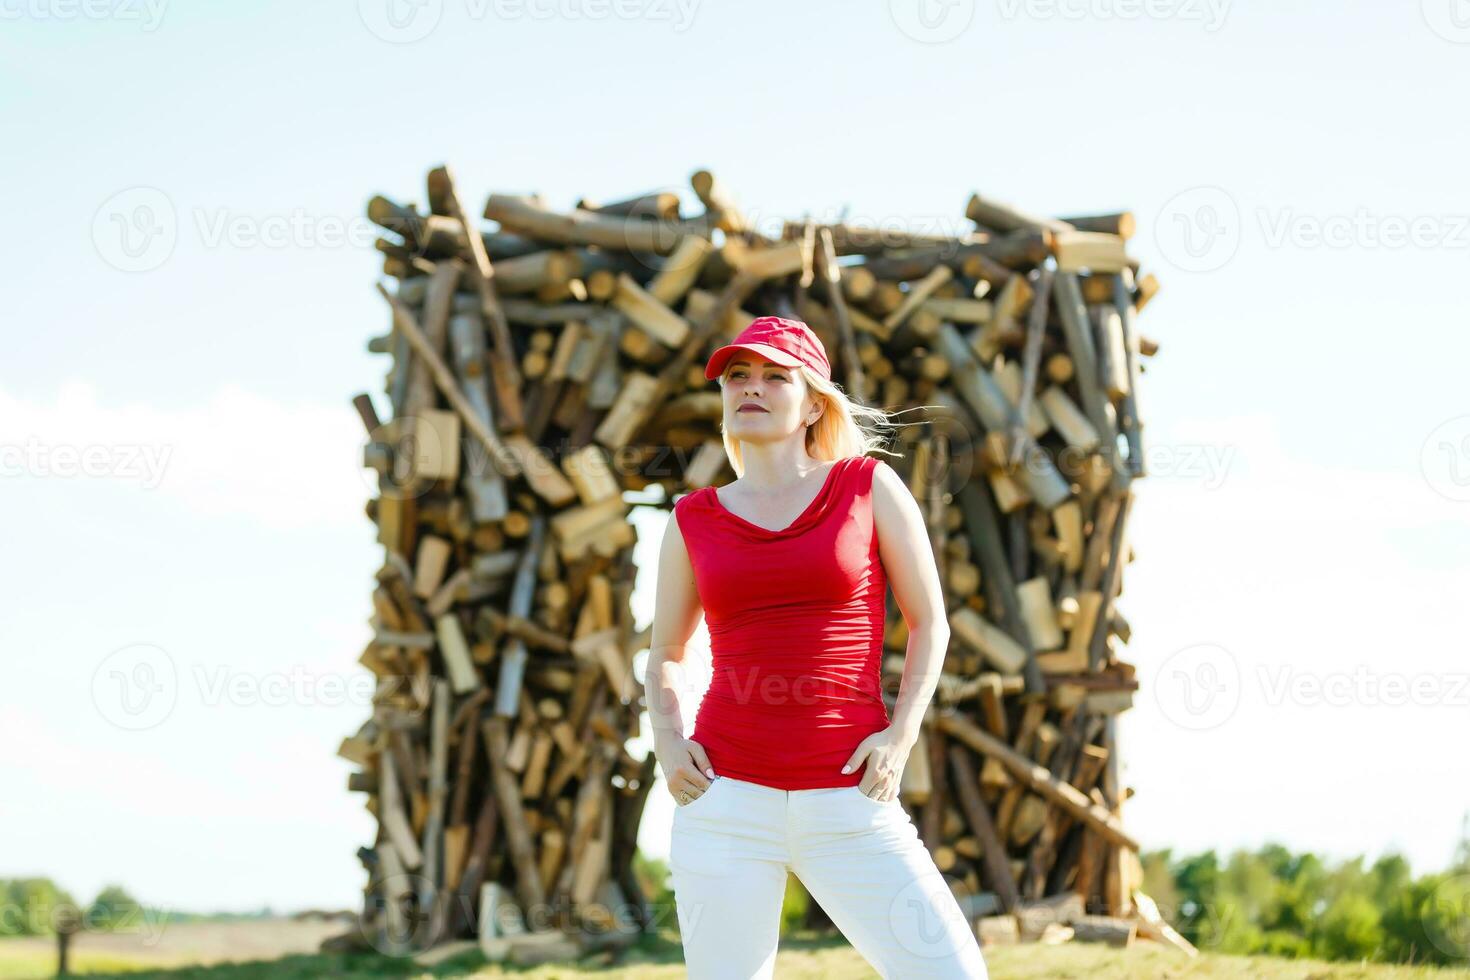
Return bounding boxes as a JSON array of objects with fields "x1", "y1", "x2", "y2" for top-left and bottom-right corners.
[{"x1": 334, "y1": 164, "x2": 1174, "y2": 964}]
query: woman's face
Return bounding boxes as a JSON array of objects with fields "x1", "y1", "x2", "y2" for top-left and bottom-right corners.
[{"x1": 720, "y1": 356, "x2": 820, "y2": 444}]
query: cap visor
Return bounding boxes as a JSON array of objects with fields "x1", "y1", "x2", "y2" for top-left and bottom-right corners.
[{"x1": 704, "y1": 343, "x2": 805, "y2": 380}]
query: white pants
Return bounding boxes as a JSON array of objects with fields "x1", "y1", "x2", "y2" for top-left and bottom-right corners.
[{"x1": 669, "y1": 775, "x2": 990, "y2": 979}]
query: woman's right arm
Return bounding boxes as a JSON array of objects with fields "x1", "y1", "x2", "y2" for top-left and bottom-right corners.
[{"x1": 648, "y1": 506, "x2": 718, "y2": 799}]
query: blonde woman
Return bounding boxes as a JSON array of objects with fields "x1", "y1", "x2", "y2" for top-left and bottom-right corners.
[{"x1": 648, "y1": 316, "x2": 989, "y2": 978}]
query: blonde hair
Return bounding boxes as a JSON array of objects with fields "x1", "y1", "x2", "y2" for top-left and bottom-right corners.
[{"x1": 717, "y1": 364, "x2": 909, "y2": 477}]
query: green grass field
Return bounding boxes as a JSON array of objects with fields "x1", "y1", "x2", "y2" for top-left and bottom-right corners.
[{"x1": 4, "y1": 922, "x2": 1470, "y2": 980}]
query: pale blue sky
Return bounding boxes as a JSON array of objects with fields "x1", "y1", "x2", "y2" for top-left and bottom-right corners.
[{"x1": 3, "y1": 1, "x2": 1468, "y2": 913}]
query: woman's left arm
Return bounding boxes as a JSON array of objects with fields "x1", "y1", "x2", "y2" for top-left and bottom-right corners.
[{"x1": 839, "y1": 459, "x2": 952, "y2": 798}]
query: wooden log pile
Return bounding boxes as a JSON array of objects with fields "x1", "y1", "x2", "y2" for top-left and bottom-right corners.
[{"x1": 335, "y1": 164, "x2": 1173, "y2": 961}]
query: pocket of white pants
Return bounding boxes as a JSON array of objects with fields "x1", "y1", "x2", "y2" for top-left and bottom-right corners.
[
  {"x1": 850, "y1": 785, "x2": 896, "y2": 807},
  {"x1": 676, "y1": 776, "x2": 722, "y2": 811}
]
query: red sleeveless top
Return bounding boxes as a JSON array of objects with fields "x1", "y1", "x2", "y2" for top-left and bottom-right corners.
[{"x1": 673, "y1": 454, "x2": 890, "y2": 790}]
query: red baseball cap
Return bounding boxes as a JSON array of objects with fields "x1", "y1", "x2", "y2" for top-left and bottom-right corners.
[{"x1": 704, "y1": 316, "x2": 832, "y2": 382}]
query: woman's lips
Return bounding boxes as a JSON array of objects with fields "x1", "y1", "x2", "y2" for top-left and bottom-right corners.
[{"x1": 738, "y1": 405, "x2": 768, "y2": 413}]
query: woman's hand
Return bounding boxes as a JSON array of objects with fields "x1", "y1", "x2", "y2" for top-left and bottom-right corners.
[
  {"x1": 840, "y1": 726, "x2": 911, "y2": 802},
  {"x1": 654, "y1": 729, "x2": 717, "y2": 806}
]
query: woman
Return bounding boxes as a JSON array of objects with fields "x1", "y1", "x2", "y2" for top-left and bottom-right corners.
[{"x1": 647, "y1": 315, "x2": 990, "y2": 978}]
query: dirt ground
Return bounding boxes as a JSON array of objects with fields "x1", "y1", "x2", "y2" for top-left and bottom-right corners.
[{"x1": 0, "y1": 917, "x2": 351, "y2": 976}]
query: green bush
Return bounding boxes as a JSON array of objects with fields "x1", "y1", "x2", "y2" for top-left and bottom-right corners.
[
  {"x1": 0, "y1": 878, "x2": 80, "y2": 937},
  {"x1": 1148, "y1": 820, "x2": 1470, "y2": 969}
]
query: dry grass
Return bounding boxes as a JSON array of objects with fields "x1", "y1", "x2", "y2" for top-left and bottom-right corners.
[{"x1": 2, "y1": 920, "x2": 1468, "y2": 979}]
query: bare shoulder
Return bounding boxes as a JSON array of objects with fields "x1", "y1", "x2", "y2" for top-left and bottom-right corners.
[
  {"x1": 868, "y1": 458, "x2": 916, "y2": 527},
  {"x1": 667, "y1": 491, "x2": 698, "y2": 548},
  {"x1": 868, "y1": 457, "x2": 905, "y2": 500}
]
